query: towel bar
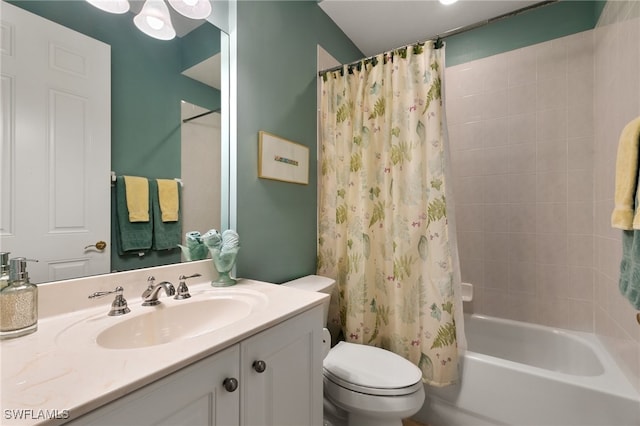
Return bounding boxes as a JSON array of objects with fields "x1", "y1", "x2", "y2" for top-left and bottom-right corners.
[{"x1": 110, "y1": 172, "x2": 183, "y2": 187}]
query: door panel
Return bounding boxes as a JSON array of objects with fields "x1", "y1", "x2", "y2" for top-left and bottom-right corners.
[{"x1": 0, "y1": 2, "x2": 111, "y2": 282}]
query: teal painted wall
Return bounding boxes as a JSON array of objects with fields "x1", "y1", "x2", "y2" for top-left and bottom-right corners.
[
  {"x1": 10, "y1": 1, "x2": 221, "y2": 272},
  {"x1": 236, "y1": 1, "x2": 363, "y2": 283},
  {"x1": 445, "y1": 0, "x2": 605, "y2": 66}
]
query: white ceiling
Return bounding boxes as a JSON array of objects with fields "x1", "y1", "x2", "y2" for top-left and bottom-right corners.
[
  {"x1": 182, "y1": 52, "x2": 222, "y2": 89},
  {"x1": 319, "y1": 0, "x2": 547, "y2": 57}
]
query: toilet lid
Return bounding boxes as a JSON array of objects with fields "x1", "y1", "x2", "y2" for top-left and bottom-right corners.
[{"x1": 323, "y1": 341, "x2": 422, "y2": 395}]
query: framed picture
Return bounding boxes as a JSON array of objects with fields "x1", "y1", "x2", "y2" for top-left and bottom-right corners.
[{"x1": 258, "y1": 131, "x2": 309, "y2": 185}]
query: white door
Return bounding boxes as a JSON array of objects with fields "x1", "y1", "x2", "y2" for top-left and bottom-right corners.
[{"x1": 0, "y1": 2, "x2": 111, "y2": 283}]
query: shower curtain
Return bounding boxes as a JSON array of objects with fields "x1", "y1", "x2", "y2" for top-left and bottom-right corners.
[{"x1": 317, "y1": 42, "x2": 465, "y2": 387}]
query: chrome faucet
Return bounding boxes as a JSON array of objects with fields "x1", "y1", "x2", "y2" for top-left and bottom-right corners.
[{"x1": 142, "y1": 276, "x2": 175, "y2": 306}]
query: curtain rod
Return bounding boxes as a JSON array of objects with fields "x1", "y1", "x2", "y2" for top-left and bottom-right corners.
[
  {"x1": 182, "y1": 108, "x2": 221, "y2": 123},
  {"x1": 318, "y1": 0, "x2": 558, "y2": 77}
]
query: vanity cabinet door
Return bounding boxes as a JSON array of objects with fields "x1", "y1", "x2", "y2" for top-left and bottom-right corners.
[
  {"x1": 67, "y1": 345, "x2": 241, "y2": 426},
  {"x1": 240, "y1": 306, "x2": 324, "y2": 426}
]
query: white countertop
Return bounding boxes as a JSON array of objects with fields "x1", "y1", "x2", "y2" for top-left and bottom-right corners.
[{"x1": 0, "y1": 265, "x2": 326, "y2": 426}]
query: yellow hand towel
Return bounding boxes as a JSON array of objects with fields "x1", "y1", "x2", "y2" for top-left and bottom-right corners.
[
  {"x1": 612, "y1": 116, "x2": 640, "y2": 230},
  {"x1": 157, "y1": 179, "x2": 179, "y2": 222},
  {"x1": 123, "y1": 176, "x2": 149, "y2": 222}
]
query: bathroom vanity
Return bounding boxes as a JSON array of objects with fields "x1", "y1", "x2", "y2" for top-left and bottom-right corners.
[{"x1": 0, "y1": 261, "x2": 327, "y2": 425}]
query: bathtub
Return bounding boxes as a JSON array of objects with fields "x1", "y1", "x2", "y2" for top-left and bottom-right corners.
[{"x1": 415, "y1": 314, "x2": 640, "y2": 426}]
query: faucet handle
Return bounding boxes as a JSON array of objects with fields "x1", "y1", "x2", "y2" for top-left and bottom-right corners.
[
  {"x1": 175, "y1": 273, "x2": 202, "y2": 300},
  {"x1": 178, "y1": 273, "x2": 202, "y2": 280},
  {"x1": 142, "y1": 276, "x2": 156, "y2": 298},
  {"x1": 88, "y1": 286, "x2": 131, "y2": 316}
]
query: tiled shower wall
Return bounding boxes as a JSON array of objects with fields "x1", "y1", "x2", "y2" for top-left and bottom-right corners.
[
  {"x1": 593, "y1": 0, "x2": 640, "y2": 391},
  {"x1": 446, "y1": 30, "x2": 595, "y2": 331},
  {"x1": 445, "y1": 0, "x2": 640, "y2": 392}
]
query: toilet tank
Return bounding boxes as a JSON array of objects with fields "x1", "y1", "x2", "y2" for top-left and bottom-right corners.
[{"x1": 281, "y1": 275, "x2": 335, "y2": 324}]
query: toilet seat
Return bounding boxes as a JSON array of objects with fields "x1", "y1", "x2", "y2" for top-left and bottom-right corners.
[{"x1": 323, "y1": 341, "x2": 423, "y2": 397}]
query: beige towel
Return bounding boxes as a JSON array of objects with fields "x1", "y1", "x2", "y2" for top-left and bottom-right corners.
[
  {"x1": 123, "y1": 176, "x2": 149, "y2": 222},
  {"x1": 611, "y1": 117, "x2": 640, "y2": 230},
  {"x1": 156, "y1": 179, "x2": 179, "y2": 222}
]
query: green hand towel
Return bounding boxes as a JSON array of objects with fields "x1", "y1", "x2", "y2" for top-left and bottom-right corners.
[
  {"x1": 150, "y1": 179, "x2": 182, "y2": 250},
  {"x1": 115, "y1": 176, "x2": 153, "y2": 254},
  {"x1": 619, "y1": 230, "x2": 640, "y2": 310}
]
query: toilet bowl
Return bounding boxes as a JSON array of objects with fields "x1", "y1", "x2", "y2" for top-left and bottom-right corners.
[{"x1": 282, "y1": 275, "x2": 425, "y2": 426}]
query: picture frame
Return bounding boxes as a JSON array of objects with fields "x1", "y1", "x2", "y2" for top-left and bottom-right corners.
[{"x1": 258, "y1": 131, "x2": 309, "y2": 185}]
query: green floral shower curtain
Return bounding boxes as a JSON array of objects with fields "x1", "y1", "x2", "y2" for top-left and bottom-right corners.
[{"x1": 317, "y1": 42, "x2": 462, "y2": 386}]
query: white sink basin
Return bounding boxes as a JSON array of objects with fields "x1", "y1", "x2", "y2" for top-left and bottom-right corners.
[
  {"x1": 56, "y1": 288, "x2": 268, "y2": 350},
  {"x1": 97, "y1": 298, "x2": 251, "y2": 349}
]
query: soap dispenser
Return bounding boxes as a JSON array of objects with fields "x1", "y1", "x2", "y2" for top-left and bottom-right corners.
[
  {"x1": 0, "y1": 252, "x2": 9, "y2": 290},
  {"x1": 0, "y1": 257, "x2": 38, "y2": 339}
]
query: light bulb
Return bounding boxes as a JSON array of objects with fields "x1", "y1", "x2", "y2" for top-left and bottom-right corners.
[
  {"x1": 146, "y1": 16, "x2": 164, "y2": 30},
  {"x1": 439, "y1": 0, "x2": 459, "y2": 5}
]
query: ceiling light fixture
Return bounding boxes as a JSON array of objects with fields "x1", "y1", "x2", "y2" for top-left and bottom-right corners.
[
  {"x1": 439, "y1": 0, "x2": 459, "y2": 5},
  {"x1": 87, "y1": 0, "x2": 211, "y2": 41},
  {"x1": 133, "y1": 0, "x2": 176, "y2": 40},
  {"x1": 86, "y1": 0, "x2": 130, "y2": 14},
  {"x1": 167, "y1": 0, "x2": 211, "y2": 20}
]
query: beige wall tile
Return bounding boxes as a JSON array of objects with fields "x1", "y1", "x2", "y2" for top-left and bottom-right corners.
[
  {"x1": 508, "y1": 83, "x2": 538, "y2": 116},
  {"x1": 508, "y1": 260, "x2": 537, "y2": 294},
  {"x1": 567, "y1": 201, "x2": 594, "y2": 234},
  {"x1": 483, "y1": 204, "x2": 509, "y2": 232},
  {"x1": 445, "y1": 5, "x2": 639, "y2": 390},
  {"x1": 482, "y1": 117, "x2": 508, "y2": 148},
  {"x1": 507, "y1": 173, "x2": 537, "y2": 203},
  {"x1": 567, "y1": 266, "x2": 594, "y2": 301},
  {"x1": 536, "y1": 202, "x2": 567, "y2": 234},
  {"x1": 567, "y1": 136, "x2": 594, "y2": 170},
  {"x1": 508, "y1": 112, "x2": 537, "y2": 144},
  {"x1": 536, "y1": 139, "x2": 567, "y2": 172},
  {"x1": 508, "y1": 232, "x2": 537, "y2": 262},
  {"x1": 507, "y1": 47, "x2": 538, "y2": 87},
  {"x1": 537, "y1": 108, "x2": 568, "y2": 141},
  {"x1": 537, "y1": 77, "x2": 569, "y2": 110},
  {"x1": 567, "y1": 299, "x2": 594, "y2": 332},
  {"x1": 568, "y1": 169, "x2": 594, "y2": 202},
  {"x1": 508, "y1": 143, "x2": 537, "y2": 173},
  {"x1": 484, "y1": 260, "x2": 508, "y2": 290},
  {"x1": 509, "y1": 203, "x2": 537, "y2": 233},
  {"x1": 536, "y1": 171, "x2": 568, "y2": 202}
]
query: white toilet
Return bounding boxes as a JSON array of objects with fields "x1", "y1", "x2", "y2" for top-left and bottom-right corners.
[{"x1": 282, "y1": 275, "x2": 425, "y2": 426}]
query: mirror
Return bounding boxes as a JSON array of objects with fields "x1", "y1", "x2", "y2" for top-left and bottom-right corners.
[{"x1": 0, "y1": 0, "x2": 230, "y2": 283}]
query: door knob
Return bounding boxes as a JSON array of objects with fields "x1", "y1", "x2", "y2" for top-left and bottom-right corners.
[{"x1": 85, "y1": 241, "x2": 107, "y2": 250}]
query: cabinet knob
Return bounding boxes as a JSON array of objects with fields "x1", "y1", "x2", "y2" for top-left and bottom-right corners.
[
  {"x1": 223, "y1": 377, "x2": 238, "y2": 392},
  {"x1": 252, "y1": 360, "x2": 267, "y2": 373}
]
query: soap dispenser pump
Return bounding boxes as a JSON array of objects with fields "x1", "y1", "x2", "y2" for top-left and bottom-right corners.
[
  {"x1": 0, "y1": 257, "x2": 38, "y2": 339},
  {"x1": 0, "y1": 252, "x2": 9, "y2": 290}
]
